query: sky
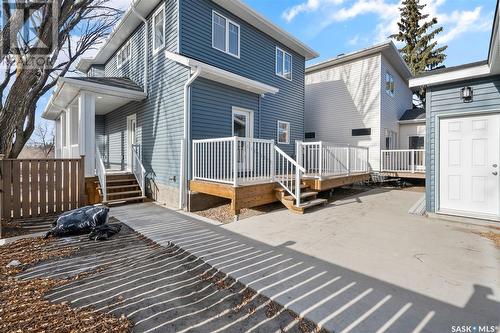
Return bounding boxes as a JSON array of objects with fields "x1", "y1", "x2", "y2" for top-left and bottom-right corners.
[{"x1": 35, "y1": 0, "x2": 498, "y2": 124}]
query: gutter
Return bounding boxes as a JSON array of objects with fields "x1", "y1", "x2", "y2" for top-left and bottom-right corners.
[
  {"x1": 130, "y1": 6, "x2": 148, "y2": 95},
  {"x1": 179, "y1": 67, "x2": 202, "y2": 210}
]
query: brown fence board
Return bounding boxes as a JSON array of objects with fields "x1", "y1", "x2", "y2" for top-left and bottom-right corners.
[
  {"x1": 47, "y1": 160, "x2": 54, "y2": 215},
  {"x1": 1, "y1": 158, "x2": 85, "y2": 220},
  {"x1": 21, "y1": 160, "x2": 30, "y2": 217},
  {"x1": 12, "y1": 161, "x2": 21, "y2": 219}
]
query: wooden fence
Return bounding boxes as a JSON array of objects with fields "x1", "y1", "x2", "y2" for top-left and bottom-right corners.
[{"x1": 0, "y1": 155, "x2": 86, "y2": 220}]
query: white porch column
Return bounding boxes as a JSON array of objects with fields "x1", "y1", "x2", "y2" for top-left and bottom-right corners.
[{"x1": 78, "y1": 91, "x2": 96, "y2": 177}]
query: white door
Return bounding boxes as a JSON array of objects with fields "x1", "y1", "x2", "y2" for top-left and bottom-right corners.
[
  {"x1": 439, "y1": 114, "x2": 500, "y2": 217},
  {"x1": 126, "y1": 114, "x2": 137, "y2": 171},
  {"x1": 232, "y1": 108, "x2": 253, "y2": 170}
]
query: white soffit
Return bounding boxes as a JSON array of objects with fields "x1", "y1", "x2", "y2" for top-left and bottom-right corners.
[
  {"x1": 166, "y1": 51, "x2": 279, "y2": 95},
  {"x1": 409, "y1": 64, "x2": 491, "y2": 88}
]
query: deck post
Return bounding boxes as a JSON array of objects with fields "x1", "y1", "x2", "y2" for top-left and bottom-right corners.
[
  {"x1": 233, "y1": 136, "x2": 238, "y2": 186},
  {"x1": 346, "y1": 145, "x2": 351, "y2": 175},
  {"x1": 411, "y1": 150, "x2": 415, "y2": 173},
  {"x1": 295, "y1": 168, "x2": 301, "y2": 207},
  {"x1": 318, "y1": 141, "x2": 323, "y2": 178},
  {"x1": 79, "y1": 155, "x2": 87, "y2": 206}
]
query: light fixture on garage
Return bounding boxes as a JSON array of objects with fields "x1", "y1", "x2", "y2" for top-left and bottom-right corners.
[{"x1": 460, "y1": 86, "x2": 473, "y2": 103}]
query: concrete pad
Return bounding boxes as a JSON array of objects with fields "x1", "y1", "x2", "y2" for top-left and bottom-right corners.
[{"x1": 110, "y1": 193, "x2": 500, "y2": 333}]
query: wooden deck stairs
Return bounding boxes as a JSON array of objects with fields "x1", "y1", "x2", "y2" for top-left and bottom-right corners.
[
  {"x1": 274, "y1": 182, "x2": 327, "y2": 214},
  {"x1": 97, "y1": 173, "x2": 146, "y2": 206}
]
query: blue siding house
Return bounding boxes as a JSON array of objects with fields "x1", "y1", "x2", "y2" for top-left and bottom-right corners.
[
  {"x1": 42, "y1": 0, "x2": 321, "y2": 211},
  {"x1": 409, "y1": 1, "x2": 500, "y2": 222}
]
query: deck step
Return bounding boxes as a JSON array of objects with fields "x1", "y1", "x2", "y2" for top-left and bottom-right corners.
[
  {"x1": 298, "y1": 198, "x2": 328, "y2": 210},
  {"x1": 104, "y1": 196, "x2": 146, "y2": 206},
  {"x1": 98, "y1": 184, "x2": 140, "y2": 190},
  {"x1": 283, "y1": 191, "x2": 318, "y2": 201},
  {"x1": 274, "y1": 184, "x2": 309, "y2": 192},
  {"x1": 107, "y1": 190, "x2": 142, "y2": 197}
]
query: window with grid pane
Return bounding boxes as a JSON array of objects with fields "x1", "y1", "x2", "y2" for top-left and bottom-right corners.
[{"x1": 153, "y1": 6, "x2": 165, "y2": 52}]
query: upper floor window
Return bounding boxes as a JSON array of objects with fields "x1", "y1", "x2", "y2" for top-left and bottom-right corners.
[
  {"x1": 153, "y1": 5, "x2": 165, "y2": 54},
  {"x1": 277, "y1": 121, "x2": 290, "y2": 144},
  {"x1": 385, "y1": 72, "x2": 395, "y2": 96},
  {"x1": 276, "y1": 47, "x2": 292, "y2": 80},
  {"x1": 117, "y1": 40, "x2": 131, "y2": 69},
  {"x1": 212, "y1": 11, "x2": 240, "y2": 58}
]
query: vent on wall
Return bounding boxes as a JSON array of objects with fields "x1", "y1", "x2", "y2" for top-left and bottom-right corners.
[
  {"x1": 305, "y1": 132, "x2": 316, "y2": 139},
  {"x1": 352, "y1": 128, "x2": 371, "y2": 136}
]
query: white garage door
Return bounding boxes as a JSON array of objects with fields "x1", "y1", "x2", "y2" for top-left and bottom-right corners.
[{"x1": 439, "y1": 114, "x2": 500, "y2": 217}]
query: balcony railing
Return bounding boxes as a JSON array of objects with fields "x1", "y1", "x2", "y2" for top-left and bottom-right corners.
[{"x1": 381, "y1": 149, "x2": 425, "y2": 173}]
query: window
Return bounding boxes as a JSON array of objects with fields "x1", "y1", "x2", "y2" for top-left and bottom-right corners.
[
  {"x1": 409, "y1": 136, "x2": 425, "y2": 149},
  {"x1": 116, "y1": 41, "x2": 131, "y2": 68},
  {"x1": 277, "y1": 121, "x2": 290, "y2": 144},
  {"x1": 276, "y1": 47, "x2": 292, "y2": 80},
  {"x1": 212, "y1": 11, "x2": 240, "y2": 58},
  {"x1": 352, "y1": 128, "x2": 371, "y2": 136},
  {"x1": 153, "y1": 5, "x2": 165, "y2": 53},
  {"x1": 385, "y1": 72, "x2": 395, "y2": 96}
]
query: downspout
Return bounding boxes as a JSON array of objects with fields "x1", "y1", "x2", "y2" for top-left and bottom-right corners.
[
  {"x1": 180, "y1": 66, "x2": 202, "y2": 209},
  {"x1": 131, "y1": 7, "x2": 148, "y2": 94}
]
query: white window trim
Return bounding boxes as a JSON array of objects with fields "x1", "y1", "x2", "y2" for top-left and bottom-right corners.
[
  {"x1": 277, "y1": 120, "x2": 290, "y2": 144},
  {"x1": 232, "y1": 107, "x2": 254, "y2": 138},
  {"x1": 116, "y1": 40, "x2": 132, "y2": 69},
  {"x1": 212, "y1": 10, "x2": 240, "y2": 59},
  {"x1": 152, "y1": 4, "x2": 166, "y2": 55},
  {"x1": 385, "y1": 72, "x2": 395, "y2": 97},
  {"x1": 276, "y1": 47, "x2": 292, "y2": 81}
]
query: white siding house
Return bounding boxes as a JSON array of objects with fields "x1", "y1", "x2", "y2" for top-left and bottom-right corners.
[{"x1": 305, "y1": 41, "x2": 413, "y2": 171}]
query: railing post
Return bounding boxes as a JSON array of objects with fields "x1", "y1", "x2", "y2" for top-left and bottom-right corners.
[
  {"x1": 346, "y1": 145, "x2": 350, "y2": 175},
  {"x1": 233, "y1": 137, "x2": 238, "y2": 186},
  {"x1": 270, "y1": 140, "x2": 275, "y2": 181},
  {"x1": 295, "y1": 167, "x2": 301, "y2": 208},
  {"x1": 318, "y1": 141, "x2": 323, "y2": 177},
  {"x1": 192, "y1": 141, "x2": 196, "y2": 182},
  {"x1": 411, "y1": 150, "x2": 415, "y2": 173}
]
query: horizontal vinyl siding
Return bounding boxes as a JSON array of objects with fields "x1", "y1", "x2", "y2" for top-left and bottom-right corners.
[
  {"x1": 427, "y1": 75, "x2": 500, "y2": 212},
  {"x1": 305, "y1": 54, "x2": 382, "y2": 170},
  {"x1": 380, "y1": 55, "x2": 413, "y2": 148},
  {"x1": 99, "y1": 0, "x2": 188, "y2": 191},
  {"x1": 95, "y1": 115, "x2": 106, "y2": 156},
  {"x1": 191, "y1": 78, "x2": 259, "y2": 140},
  {"x1": 180, "y1": 0, "x2": 305, "y2": 156}
]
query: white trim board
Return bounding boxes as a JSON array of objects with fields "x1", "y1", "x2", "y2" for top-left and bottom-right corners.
[
  {"x1": 409, "y1": 64, "x2": 491, "y2": 88},
  {"x1": 165, "y1": 51, "x2": 279, "y2": 95}
]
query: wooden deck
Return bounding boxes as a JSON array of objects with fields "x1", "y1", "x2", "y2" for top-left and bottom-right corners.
[
  {"x1": 189, "y1": 172, "x2": 370, "y2": 216},
  {"x1": 380, "y1": 172, "x2": 425, "y2": 179}
]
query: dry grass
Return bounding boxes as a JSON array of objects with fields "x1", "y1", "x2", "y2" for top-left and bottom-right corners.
[
  {"x1": 0, "y1": 237, "x2": 133, "y2": 333},
  {"x1": 479, "y1": 231, "x2": 500, "y2": 247}
]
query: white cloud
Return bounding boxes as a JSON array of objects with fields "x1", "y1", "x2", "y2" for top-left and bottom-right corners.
[{"x1": 283, "y1": 0, "x2": 492, "y2": 46}]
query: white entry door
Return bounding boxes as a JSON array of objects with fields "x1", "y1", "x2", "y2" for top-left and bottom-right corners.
[
  {"x1": 439, "y1": 114, "x2": 500, "y2": 217},
  {"x1": 232, "y1": 108, "x2": 253, "y2": 170},
  {"x1": 126, "y1": 114, "x2": 137, "y2": 171}
]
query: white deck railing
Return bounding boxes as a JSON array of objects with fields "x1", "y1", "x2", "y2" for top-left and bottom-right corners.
[
  {"x1": 95, "y1": 149, "x2": 107, "y2": 202},
  {"x1": 381, "y1": 149, "x2": 425, "y2": 173},
  {"x1": 297, "y1": 141, "x2": 370, "y2": 179},
  {"x1": 275, "y1": 146, "x2": 306, "y2": 206},
  {"x1": 131, "y1": 144, "x2": 146, "y2": 197},
  {"x1": 192, "y1": 137, "x2": 275, "y2": 186}
]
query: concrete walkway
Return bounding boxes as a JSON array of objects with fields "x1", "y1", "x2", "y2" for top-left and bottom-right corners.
[{"x1": 111, "y1": 191, "x2": 500, "y2": 333}]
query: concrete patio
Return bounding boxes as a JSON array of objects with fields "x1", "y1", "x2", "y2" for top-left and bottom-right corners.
[{"x1": 110, "y1": 189, "x2": 500, "y2": 333}]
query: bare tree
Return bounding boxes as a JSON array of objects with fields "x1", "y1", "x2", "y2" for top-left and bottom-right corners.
[
  {"x1": 26, "y1": 120, "x2": 55, "y2": 158},
  {"x1": 0, "y1": 0, "x2": 122, "y2": 158}
]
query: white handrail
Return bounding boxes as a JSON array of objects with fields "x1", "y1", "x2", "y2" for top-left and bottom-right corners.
[
  {"x1": 297, "y1": 141, "x2": 369, "y2": 179},
  {"x1": 95, "y1": 149, "x2": 107, "y2": 202},
  {"x1": 381, "y1": 149, "x2": 425, "y2": 173},
  {"x1": 132, "y1": 144, "x2": 146, "y2": 197},
  {"x1": 274, "y1": 146, "x2": 304, "y2": 207}
]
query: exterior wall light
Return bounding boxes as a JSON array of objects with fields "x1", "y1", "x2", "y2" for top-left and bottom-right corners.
[{"x1": 460, "y1": 86, "x2": 473, "y2": 103}]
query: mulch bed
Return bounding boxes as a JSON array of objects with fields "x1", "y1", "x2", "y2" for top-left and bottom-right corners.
[{"x1": 0, "y1": 236, "x2": 133, "y2": 332}]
